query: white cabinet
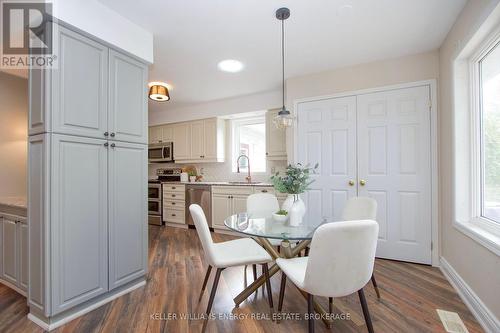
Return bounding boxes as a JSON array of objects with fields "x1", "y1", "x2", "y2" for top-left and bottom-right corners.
[
  {"x1": 211, "y1": 186, "x2": 254, "y2": 230},
  {"x1": 212, "y1": 194, "x2": 232, "y2": 229},
  {"x1": 157, "y1": 118, "x2": 225, "y2": 163},
  {"x1": 0, "y1": 214, "x2": 28, "y2": 295},
  {"x1": 266, "y1": 109, "x2": 287, "y2": 160},
  {"x1": 163, "y1": 184, "x2": 186, "y2": 224},
  {"x1": 173, "y1": 123, "x2": 190, "y2": 160}
]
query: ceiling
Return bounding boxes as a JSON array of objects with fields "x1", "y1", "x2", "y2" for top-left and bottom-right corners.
[{"x1": 98, "y1": 0, "x2": 466, "y2": 111}]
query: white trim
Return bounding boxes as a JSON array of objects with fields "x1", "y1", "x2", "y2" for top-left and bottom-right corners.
[
  {"x1": 28, "y1": 280, "x2": 146, "y2": 331},
  {"x1": 440, "y1": 257, "x2": 500, "y2": 333},
  {"x1": 454, "y1": 219, "x2": 500, "y2": 256},
  {"x1": 0, "y1": 279, "x2": 27, "y2": 297},
  {"x1": 291, "y1": 79, "x2": 439, "y2": 266}
]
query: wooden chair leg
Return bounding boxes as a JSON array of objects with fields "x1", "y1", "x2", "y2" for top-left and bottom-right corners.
[
  {"x1": 371, "y1": 274, "x2": 381, "y2": 299},
  {"x1": 262, "y1": 263, "x2": 274, "y2": 317},
  {"x1": 278, "y1": 272, "x2": 287, "y2": 313},
  {"x1": 252, "y1": 264, "x2": 257, "y2": 281},
  {"x1": 277, "y1": 245, "x2": 281, "y2": 253},
  {"x1": 307, "y1": 293, "x2": 315, "y2": 333},
  {"x1": 358, "y1": 289, "x2": 374, "y2": 333},
  {"x1": 328, "y1": 297, "x2": 333, "y2": 314},
  {"x1": 202, "y1": 268, "x2": 223, "y2": 333},
  {"x1": 305, "y1": 246, "x2": 310, "y2": 256},
  {"x1": 198, "y1": 265, "x2": 212, "y2": 301}
]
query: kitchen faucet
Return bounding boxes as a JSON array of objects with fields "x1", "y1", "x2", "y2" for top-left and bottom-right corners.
[{"x1": 236, "y1": 154, "x2": 252, "y2": 183}]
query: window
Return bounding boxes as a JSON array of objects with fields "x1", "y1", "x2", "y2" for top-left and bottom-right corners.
[
  {"x1": 231, "y1": 117, "x2": 266, "y2": 173},
  {"x1": 479, "y1": 41, "x2": 500, "y2": 224}
]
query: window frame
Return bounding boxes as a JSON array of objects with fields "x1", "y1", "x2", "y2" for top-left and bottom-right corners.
[{"x1": 230, "y1": 116, "x2": 267, "y2": 174}]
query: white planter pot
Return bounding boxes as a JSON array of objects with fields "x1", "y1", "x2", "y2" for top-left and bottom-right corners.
[
  {"x1": 189, "y1": 176, "x2": 197, "y2": 182},
  {"x1": 282, "y1": 194, "x2": 306, "y2": 227}
]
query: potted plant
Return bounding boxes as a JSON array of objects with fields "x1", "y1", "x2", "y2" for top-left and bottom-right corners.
[
  {"x1": 188, "y1": 170, "x2": 197, "y2": 182},
  {"x1": 270, "y1": 163, "x2": 318, "y2": 226},
  {"x1": 272, "y1": 209, "x2": 289, "y2": 223}
]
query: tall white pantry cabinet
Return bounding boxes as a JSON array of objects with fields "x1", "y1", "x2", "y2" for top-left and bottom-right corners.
[{"x1": 28, "y1": 23, "x2": 148, "y2": 326}]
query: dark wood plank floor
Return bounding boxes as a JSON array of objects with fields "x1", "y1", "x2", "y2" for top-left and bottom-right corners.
[{"x1": 1, "y1": 225, "x2": 483, "y2": 333}]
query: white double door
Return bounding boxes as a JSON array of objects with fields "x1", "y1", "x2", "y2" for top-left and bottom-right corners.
[{"x1": 297, "y1": 85, "x2": 432, "y2": 264}]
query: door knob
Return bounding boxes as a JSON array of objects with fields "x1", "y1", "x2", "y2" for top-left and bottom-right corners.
[
  {"x1": 348, "y1": 180, "x2": 355, "y2": 186},
  {"x1": 359, "y1": 179, "x2": 366, "y2": 186}
]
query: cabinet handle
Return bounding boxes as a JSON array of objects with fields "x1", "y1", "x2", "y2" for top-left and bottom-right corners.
[
  {"x1": 172, "y1": 202, "x2": 176, "y2": 205},
  {"x1": 348, "y1": 180, "x2": 355, "y2": 186},
  {"x1": 104, "y1": 142, "x2": 109, "y2": 147},
  {"x1": 111, "y1": 143, "x2": 116, "y2": 148},
  {"x1": 261, "y1": 189, "x2": 268, "y2": 193},
  {"x1": 172, "y1": 187, "x2": 176, "y2": 189},
  {"x1": 104, "y1": 132, "x2": 109, "y2": 137},
  {"x1": 110, "y1": 132, "x2": 115, "y2": 137},
  {"x1": 266, "y1": 152, "x2": 269, "y2": 156},
  {"x1": 172, "y1": 194, "x2": 176, "y2": 197},
  {"x1": 172, "y1": 213, "x2": 176, "y2": 217}
]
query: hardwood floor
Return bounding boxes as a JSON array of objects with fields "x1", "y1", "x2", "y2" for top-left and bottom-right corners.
[{"x1": 0, "y1": 225, "x2": 484, "y2": 333}]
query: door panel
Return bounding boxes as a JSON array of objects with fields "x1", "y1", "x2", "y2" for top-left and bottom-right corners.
[
  {"x1": 50, "y1": 135, "x2": 108, "y2": 314},
  {"x1": 297, "y1": 96, "x2": 358, "y2": 225},
  {"x1": 190, "y1": 121, "x2": 205, "y2": 159},
  {"x1": 53, "y1": 27, "x2": 108, "y2": 139},
  {"x1": 203, "y1": 119, "x2": 217, "y2": 159},
  {"x1": 18, "y1": 222, "x2": 28, "y2": 291},
  {"x1": 109, "y1": 50, "x2": 148, "y2": 144},
  {"x1": 212, "y1": 195, "x2": 231, "y2": 229},
  {"x1": 232, "y1": 195, "x2": 248, "y2": 215},
  {"x1": 109, "y1": 142, "x2": 148, "y2": 289},
  {"x1": 173, "y1": 123, "x2": 190, "y2": 160},
  {"x1": 357, "y1": 86, "x2": 431, "y2": 264},
  {"x1": 2, "y1": 217, "x2": 17, "y2": 285}
]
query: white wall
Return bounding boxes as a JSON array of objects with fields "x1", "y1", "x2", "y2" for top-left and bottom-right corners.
[
  {"x1": 439, "y1": 0, "x2": 500, "y2": 325},
  {"x1": 149, "y1": 89, "x2": 281, "y2": 125},
  {"x1": 285, "y1": 50, "x2": 440, "y2": 161},
  {"x1": 0, "y1": 72, "x2": 28, "y2": 198},
  {"x1": 53, "y1": 0, "x2": 153, "y2": 63}
]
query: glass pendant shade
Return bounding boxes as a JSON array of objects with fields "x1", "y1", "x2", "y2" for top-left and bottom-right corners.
[{"x1": 273, "y1": 107, "x2": 294, "y2": 129}]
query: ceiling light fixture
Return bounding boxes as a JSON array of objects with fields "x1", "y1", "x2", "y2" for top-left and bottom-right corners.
[
  {"x1": 217, "y1": 59, "x2": 244, "y2": 73},
  {"x1": 274, "y1": 7, "x2": 294, "y2": 129},
  {"x1": 148, "y1": 81, "x2": 170, "y2": 102}
]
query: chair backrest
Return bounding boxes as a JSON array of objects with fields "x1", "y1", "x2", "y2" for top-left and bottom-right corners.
[
  {"x1": 189, "y1": 204, "x2": 217, "y2": 266},
  {"x1": 303, "y1": 220, "x2": 379, "y2": 297},
  {"x1": 246, "y1": 193, "x2": 279, "y2": 218},
  {"x1": 341, "y1": 197, "x2": 377, "y2": 221}
]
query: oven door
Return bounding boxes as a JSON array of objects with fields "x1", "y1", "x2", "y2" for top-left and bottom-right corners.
[
  {"x1": 148, "y1": 200, "x2": 161, "y2": 215},
  {"x1": 148, "y1": 184, "x2": 161, "y2": 200}
]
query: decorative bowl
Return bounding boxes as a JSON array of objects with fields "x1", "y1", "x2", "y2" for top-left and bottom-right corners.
[{"x1": 272, "y1": 213, "x2": 289, "y2": 223}]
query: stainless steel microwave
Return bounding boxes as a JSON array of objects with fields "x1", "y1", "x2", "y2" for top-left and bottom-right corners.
[{"x1": 148, "y1": 142, "x2": 173, "y2": 162}]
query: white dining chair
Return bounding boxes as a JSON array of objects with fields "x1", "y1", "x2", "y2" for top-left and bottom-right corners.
[
  {"x1": 189, "y1": 204, "x2": 274, "y2": 332},
  {"x1": 277, "y1": 220, "x2": 379, "y2": 333},
  {"x1": 341, "y1": 197, "x2": 381, "y2": 299}
]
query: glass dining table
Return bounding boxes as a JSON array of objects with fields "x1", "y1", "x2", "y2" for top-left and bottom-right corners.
[{"x1": 224, "y1": 213, "x2": 334, "y2": 326}]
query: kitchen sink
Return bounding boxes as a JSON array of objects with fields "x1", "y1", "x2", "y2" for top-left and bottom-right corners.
[{"x1": 228, "y1": 181, "x2": 262, "y2": 185}]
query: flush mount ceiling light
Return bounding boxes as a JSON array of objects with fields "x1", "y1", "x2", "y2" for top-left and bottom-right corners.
[
  {"x1": 273, "y1": 7, "x2": 294, "y2": 130},
  {"x1": 148, "y1": 81, "x2": 170, "y2": 102},
  {"x1": 217, "y1": 59, "x2": 244, "y2": 73}
]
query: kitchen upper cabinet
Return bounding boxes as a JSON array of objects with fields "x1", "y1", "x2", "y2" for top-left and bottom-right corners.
[
  {"x1": 1, "y1": 216, "x2": 18, "y2": 285},
  {"x1": 204, "y1": 118, "x2": 225, "y2": 161},
  {"x1": 173, "y1": 123, "x2": 190, "y2": 160},
  {"x1": 190, "y1": 120, "x2": 205, "y2": 159},
  {"x1": 108, "y1": 142, "x2": 148, "y2": 289},
  {"x1": 149, "y1": 124, "x2": 174, "y2": 144},
  {"x1": 162, "y1": 125, "x2": 174, "y2": 142},
  {"x1": 52, "y1": 26, "x2": 109, "y2": 139},
  {"x1": 108, "y1": 50, "x2": 148, "y2": 144},
  {"x1": 266, "y1": 109, "x2": 287, "y2": 160},
  {"x1": 50, "y1": 135, "x2": 109, "y2": 314}
]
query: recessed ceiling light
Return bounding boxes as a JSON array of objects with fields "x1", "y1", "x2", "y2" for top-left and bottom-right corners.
[{"x1": 217, "y1": 59, "x2": 244, "y2": 73}]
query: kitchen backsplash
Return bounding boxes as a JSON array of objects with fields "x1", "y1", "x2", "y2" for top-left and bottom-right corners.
[{"x1": 149, "y1": 159, "x2": 288, "y2": 182}]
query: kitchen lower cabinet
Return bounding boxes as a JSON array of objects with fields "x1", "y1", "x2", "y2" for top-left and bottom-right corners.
[
  {"x1": 108, "y1": 142, "x2": 148, "y2": 289},
  {"x1": 212, "y1": 194, "x2": 232, "y2": 229},
  {"x1": 0, "y1": 214, "x2": 28, "y2": 295},
  {"x1": 163, "y1": 184, "x2": 186, "y2": 225}
]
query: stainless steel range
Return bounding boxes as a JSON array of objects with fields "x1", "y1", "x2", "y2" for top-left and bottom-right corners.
[{"x1": 148, "y1": 167, "x2": 182, "y2": 225}]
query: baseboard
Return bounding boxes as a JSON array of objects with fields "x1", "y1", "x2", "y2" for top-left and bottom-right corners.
[
  {"x1": 28, "y1": 279, "x2": 146, "y2": 331},
  {"x1": 439, "y1": 257, "x2": 500, "y2": 333},
  {"x1": 0, "y1": 278, "x2": 27, "y2": 297}
]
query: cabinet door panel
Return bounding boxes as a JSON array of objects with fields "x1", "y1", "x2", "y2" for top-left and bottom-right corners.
[
  {"x1": 173, "y1": 123, "x2": 190, "y2": 160},
  {"x1": 266, "y1": 109, "x2": 287, "y2": 159},
  {"x1": 162, "y1": 125, "x2": 174, "y2": 142},
  {"x1": 50, "y1": 135, "x2": 108, "y2": 314},
  {"x1": 2, "y1": 217, "x2": 17, "y2": 285},
  {"x1": 212, "y1": 195, "x2": 231, "y2": 229},
  {"x1": 109, "y1": 142, "x2": 148, "y2": 289},
  {"x1": 232, "y1": 195, "x2": 248, "y2": 215},
  {"x1": 190, "y1": 121, "x2": 205, "y2": 159},
  {"x1": 18, "y1": 222, "x2": 28, "y2": 291},
  {"x1": 109, "y1": 50, "x2": 148, "y2": 144},
  {"x1": 203, "y1": 119, "x2": 217, "y2": 159},
  {"x1": 53, "y1": 27, "x2": 108, "y2": 138}
]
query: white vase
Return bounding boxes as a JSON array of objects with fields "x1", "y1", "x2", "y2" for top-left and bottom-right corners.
[{"x1": 283, "y1": 194, "x2": 305, "y2": 227}]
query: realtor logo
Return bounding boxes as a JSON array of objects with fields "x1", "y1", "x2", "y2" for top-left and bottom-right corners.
[{"x1": 1, "y1": 0, "x2": 57, "y2": 68}]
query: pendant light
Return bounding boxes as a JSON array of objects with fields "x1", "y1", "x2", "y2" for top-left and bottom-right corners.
[{"x1": 273, "y1": 7, "x2": 294, "y2": 129}]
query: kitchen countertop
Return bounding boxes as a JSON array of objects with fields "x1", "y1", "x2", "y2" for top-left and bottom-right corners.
[
  {"x1": 159, "y1": 181, "x2": 274, "y2": 186},
  {"x1": 0, "y1": 196, "x2": 27, "y2": 217}
]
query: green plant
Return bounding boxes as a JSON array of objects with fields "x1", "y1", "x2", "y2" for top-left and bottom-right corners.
[
  {"x1": 188, "y1": 170, "x2": 197, "y2": 177},
  {"x1": 270, "y1": 163, "x2": 318, "y2": 194},
  {"x1": 275, "y1": 209, "x2": 288, "y2": 216}
]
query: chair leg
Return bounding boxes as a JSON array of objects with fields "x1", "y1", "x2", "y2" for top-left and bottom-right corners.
[
  {"x1": 358, "y1": 289, "x2": 374, "y2": 333},
  {"x1": 277, "y1": 245, "x2": 281, "y2": 253},
  {"x1": 262, "y1": 263, "x2": 274, "y2": 317},
  {"x1": 278, "y1": 272, "x2": 287, "y2": 313},
  {"x1": 307, "y1": 293, "x2": 315, "y2": 333},
  {"x1": 198, "y1": 265, "x2": 212, "y2": 301},
  {"x1": 202, "y1": 268, "x2": 223, "y2": 333},
  {"x1": 305, "y1": 246, "x2": 310, "y2": 256},
  {"x1": 371, "y1": 274, "x2": 381, "y2": 299},
  {"x1": 252, "y1": 264, "x2": 257, "y2": 281},
  {"x1": 328, "y1": 297, "x2": 333, "y2": 314}
]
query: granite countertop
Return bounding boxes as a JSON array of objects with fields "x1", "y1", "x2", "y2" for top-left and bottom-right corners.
[
  {"x1": 159, "y1": 181, "x2": 274, "y2": 187},
  {"x1": 0, "y1": 196, "x2": 27, "y2": 209}
]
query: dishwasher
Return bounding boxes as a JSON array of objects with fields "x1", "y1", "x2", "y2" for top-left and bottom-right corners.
[{"x1": 186, "y1": 185, "x2": 212, "y2": 226}]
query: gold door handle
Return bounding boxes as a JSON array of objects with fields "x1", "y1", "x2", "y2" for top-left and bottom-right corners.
[
  {"x1": 359, "y1": 179, "x2": 366, "y2": 186},
  {"x1": 348, "y1": 180, "x2": 355, "y2": 186}
]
